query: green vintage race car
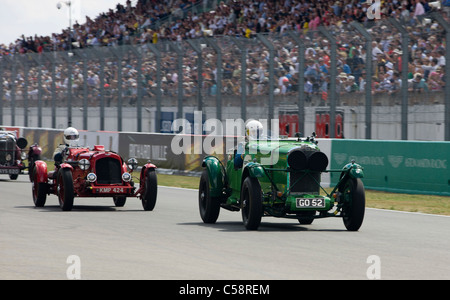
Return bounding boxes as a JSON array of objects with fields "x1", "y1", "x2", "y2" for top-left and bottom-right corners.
[{"x1": 199, "y1": 131, "x2": 365, "y2": 231}]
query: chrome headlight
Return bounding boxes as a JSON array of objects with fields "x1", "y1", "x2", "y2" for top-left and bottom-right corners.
[
  {"x1": 79, "y1": 159, "x2": 90, "y2": 171},
  {"x1": 122, "y1": 172, "x2": 132, "y2": 182},
  {"x1": 86, "y1": 173, "x2": 97, "y2": 183},
  {"x1": 21, "y1": 152, "x2": 27, "y2": 160},
  {"x1": 127, "y1": 158, "x2": 138, "y2": 171}
]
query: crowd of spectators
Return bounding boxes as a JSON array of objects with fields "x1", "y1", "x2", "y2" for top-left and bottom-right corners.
[{"x1": 0, "y1": 0, "x2": 449, "y2": 106}]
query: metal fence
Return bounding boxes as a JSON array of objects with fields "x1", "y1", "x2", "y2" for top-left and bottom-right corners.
[{"x1": 0, "y1": 10, "x2": 449, "y2": 141}]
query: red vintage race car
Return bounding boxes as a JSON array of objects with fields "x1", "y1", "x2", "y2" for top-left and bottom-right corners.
[{"x1": 31, "y1": 145, "x2": 157, "y2": 211}]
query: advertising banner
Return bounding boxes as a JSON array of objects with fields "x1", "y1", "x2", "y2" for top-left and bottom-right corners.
[
  {"x1": 119, "y1": 132, "x2": 237, "y2": 172},
  {"x1": 23, "y1": 128, "x2": 64, "y2": 160},
  {"x1": 330, "y1": 139, "x2": 450, "y2": 196}
]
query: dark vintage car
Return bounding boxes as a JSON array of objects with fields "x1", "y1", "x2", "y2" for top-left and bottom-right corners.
[
  {"x1": 32, "y1": 145, "x2": 158, "y2": 211},
  {"x1": 0, "y1": 130, "x2": 29, "y2": 180},
  {"x1": 199, "y1": 133, "x2": 365, "y2": 231}
]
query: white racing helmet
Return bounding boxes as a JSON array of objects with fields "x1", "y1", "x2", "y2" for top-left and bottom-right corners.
[
  {"x1": 64, "y1": 127, "x2": 79, "y2": 147},
  {"x1": 245, "y1": 120, "x2": 264, "y2": 141}
]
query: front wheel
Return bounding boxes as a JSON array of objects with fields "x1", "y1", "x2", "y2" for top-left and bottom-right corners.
[
  {"x1": 142, "y1": 169, "x2": 157, "y2": 211},
  {"x1": 340, "y1": 178, "x2": 365, "y2": 231},
  {"x1": 199, "y1": 170, "x2": 220, "y2": 224},
  {"x1": 241, "y1": 177, "x2": 263, "y2": 230},
  {"x1": 32, "y1": 168, "x2": 47, "y2": 207},
  {"x1": 58, "y1": 168, "x2": 74, "y2": 211}
]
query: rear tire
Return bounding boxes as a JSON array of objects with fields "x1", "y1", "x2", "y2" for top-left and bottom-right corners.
[
  {"x1": 199, "y1": 170, "x2": 220, "y2": 224},
  {"x1": 297, "y1": 211, "x2": 315, "y2": 225},
  {"x1": 58, "y1": 168, "x2": 74, "y2": 211},
  {"x1": 241, "y1": 177, "x2": 263, "y2": 230},
  {"x1": 113, "y1": 196, "x2": 126, "y2": 207}
]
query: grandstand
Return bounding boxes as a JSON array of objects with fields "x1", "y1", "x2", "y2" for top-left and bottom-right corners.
[{"x1": 0, "y1": 0, "x2": 449, "y2": 141}]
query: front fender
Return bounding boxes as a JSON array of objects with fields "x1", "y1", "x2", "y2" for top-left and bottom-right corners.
[
  {"x1": 29, "y1": 144, "x2": 42, "y2": 157},
  {"x1": 140, "y1": 163, "x2": 157, "y2": 180},
  {"x1": 60, "y1": 163, "x2": 74, "y2": 171},
  {"x1": 243, "y1": 162, "x2": 265, "y2": 178},
  {"x1": 202, "y1": 156, "x2": 225, "y2": 198},
  {"x1": 34, "y1": 160, "x2": 48, "y2": 183},
  {"x1": 343, "y1": 162, "x2": 364, "y2": 179}
]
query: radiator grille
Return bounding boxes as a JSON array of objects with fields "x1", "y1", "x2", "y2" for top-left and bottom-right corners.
[
  {"x1": 95, "y1": 157, "x2": 122, "y2": 184},
  {"x1": 289, "y1": 171, "x2": 320, "y2": 195},
  {"x1": 0, "y1": 139, "x2": 15, "y2": 166}
]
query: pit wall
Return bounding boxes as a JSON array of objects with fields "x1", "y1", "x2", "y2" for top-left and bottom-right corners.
[{"x1": 5, "y1": 126, "x2": 449, "y2": 196}]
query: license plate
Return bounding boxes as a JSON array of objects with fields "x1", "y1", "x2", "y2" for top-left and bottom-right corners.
[
  {"x1": 296, "y1": 198, "x2": 325, "y2": 208},
  {"x1": 0, "y1": 168, "x2": 19, "y2": 175},
  {"x1": 97, "y1": 187, "x2": 126, "y2": 193}
]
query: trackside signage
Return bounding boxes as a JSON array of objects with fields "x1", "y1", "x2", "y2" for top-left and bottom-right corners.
[{"x1": 330, "y1": 140, "x2": 450, "y2": 196}]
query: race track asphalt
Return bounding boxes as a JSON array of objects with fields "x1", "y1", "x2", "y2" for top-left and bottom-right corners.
[{"x1": 1, "y1": 176, "x2": 450, "y2": 280}]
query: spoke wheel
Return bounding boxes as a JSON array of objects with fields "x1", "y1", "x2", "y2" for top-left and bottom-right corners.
[
  {"x1": 199, "y1": 170, "x2": 220, "y2": 224},
  {"x1": 241, "y1": 177, "x2": 262, "y2": 230},
  {"x1": 58, "y1": 168, "x2": 74, "y2": 211},
  {"x1": 341, "y1": 178, "x2": 365, "y2": 231},
  {"x1": 142, "y1": 169, "x2": 157, "y2": 211},
  {"x1": 32, "y1": 168, "x2": 47, "y2": 207}
]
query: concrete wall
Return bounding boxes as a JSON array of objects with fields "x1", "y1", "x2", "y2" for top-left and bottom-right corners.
[{"x1": 2, "y1": 103, "x2": 445, "y2": 141}]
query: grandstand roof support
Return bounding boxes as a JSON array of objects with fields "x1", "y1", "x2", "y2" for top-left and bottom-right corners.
[
  {"x1": 108, "y1": 47, "x2": 125, "y2": 131},
  {"x1": 29, "y1": 53, "x2": 44, "y2": 128},
  {"x1": 125, "y1": 46, "x2": 145, "y2": 132},
  {"x1": 89, "y1": 47, "x2": 108, "y2": 131},
  {"x1": 169, "y1": 42, "x2": 185, "y2": 121},
  {"x1": 287, "y1": 31, "x2": 306, "y2": 137},
  {"x1": 3, "y1": 56, "x2": 17, "y2": 126},
  {"x1": 349, "y1": 22, "x2": 373, "y2": 140},
  {"x1": 388, "y1": 18, "x2": 409, "y2": 141},
  {"x1": 0, "y1": 58, "x2": 3, "y2": 126},
  {"x1": 319, "y1": 27, "x2": 338, "y2": 139},
  {"x1": 257, "y1": 33, "x2": 275, "y2": 132},
  {"x1": 186, "y1": 39, "x2": 204, "y2": 113},
  {"x1": 42, "y1": 52, "x2": 58, "y2": 129},
  {"x1": 17, "y1": 56, "x2": 30, "y2": 127},
  {"x1": 202, "y1": 37, "x2": 223, "y2": 122},
  {"x1": 430, "y1": 13, "x2": 450, "y2": 141},
  {"x1": 82, "y1": 51, "x2": 89, "y2": 131},
  {"x1": 230, "y1": 36, "x2": 247, "y2": 121},
  {"x1": 59, "y1": 52, "x2": 74, "y2": 128},
  {"x1": 146, "y1": 44, "x2": 163, "y2": 133}
]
